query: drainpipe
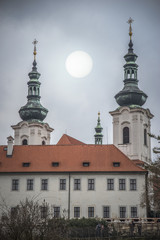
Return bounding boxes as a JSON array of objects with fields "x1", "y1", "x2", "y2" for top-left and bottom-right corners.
[
  {"x1": 145, "y1": 171, "x2": 150, "y2": 217},
  {"x1": 68, "y1": 172, "x2": 71, "y2": 219}
]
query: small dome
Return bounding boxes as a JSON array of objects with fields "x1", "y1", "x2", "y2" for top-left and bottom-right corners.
[
  {"x1": 19, "y1": 102, "x2": 48, "y2": 121},
  {"x1": 115, "y1": 89, "x2": 147, "y2": 107}
]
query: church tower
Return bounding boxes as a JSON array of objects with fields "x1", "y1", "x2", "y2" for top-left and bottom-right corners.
[
  {"x1": 12, "y1": 40, "x2": 53, "y2": 145},
  {"x1": 110, "y1": 18, "x2": 153, "y2": 163},
  {"x1": 94, "y1": 112, "x2": 103, "y2": 145}
]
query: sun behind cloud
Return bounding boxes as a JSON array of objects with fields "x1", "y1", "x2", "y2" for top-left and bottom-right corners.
[{"x1": 65, "y1": 51, "x2": 93, "y2": 78}]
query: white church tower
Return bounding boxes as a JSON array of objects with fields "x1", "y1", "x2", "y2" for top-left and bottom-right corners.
[
  {"x1": 110, "y1": 18, "x2": 153, "y2": 163},
  {"x1": 12, "y1": 40, "x2": 53, "y2": 145}
]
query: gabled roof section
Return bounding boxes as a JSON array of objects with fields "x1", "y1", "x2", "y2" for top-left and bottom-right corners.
[
  {"x1": 0, "y1": 144, "x2": 147, "y2": 173},
  {"x1": 57, "y1": 134, "x2": 85, "y2": 145}
]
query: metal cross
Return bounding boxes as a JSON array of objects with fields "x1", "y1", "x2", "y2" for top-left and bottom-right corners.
[
  {"x1": 127, "y1": 18, "x2": 134, "y2": 40},
  {"x1": 32, "y1": 39, "x2": 38, "y2": 60},
  {"x1": 127, "y1": 17, "x2": 134, "y2": 25},
  {"x1": 32, "y1": 39, "x2": 38, "y2": 47}
]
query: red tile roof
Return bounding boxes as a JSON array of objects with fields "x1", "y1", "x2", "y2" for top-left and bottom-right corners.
[
  {"x1": 57, "y1": 134, "x2": 85, "y2": 145},
  {"x1": 0, "y1": 140, "x2": 146, "y2": 173}
]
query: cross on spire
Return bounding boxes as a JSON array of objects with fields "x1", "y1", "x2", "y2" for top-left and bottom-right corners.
[
  {"x1": 127, "y1": 17, "x2": 134, "y2": 40},
  {"x1": 32, "y1": 39, "x2": 38, "y2": 60}
]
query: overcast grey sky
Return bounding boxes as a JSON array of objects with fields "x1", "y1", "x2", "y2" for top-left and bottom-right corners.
[{"x1": 0, "y1": 0, "x2": 160, "y2": 156}]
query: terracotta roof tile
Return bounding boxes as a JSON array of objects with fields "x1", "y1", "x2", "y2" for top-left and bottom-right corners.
[
  {"x1": 57, "y1": 134, "x2": 85, "y2": 145},
  {"x1": 0, "y1": 143, "x2": 146, "y2": 173}
]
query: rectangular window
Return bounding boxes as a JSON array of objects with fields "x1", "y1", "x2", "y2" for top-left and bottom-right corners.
[
  {"x1": 60, "y1": 179, "x2": 66, "y2": 190},
  {"x1": 53, "y1": 207, "x2": 60, "y2": 218},
  {"x1": 107, "y1": 179, "x2": 114, "y2": 190},
  {"x1": 74, "y1": 207, "x2": 80, "y2": 218},
  {"x1": 41, "y1": 206, "x2": 48, "y2": 219},
  {"x1": 144, "y1": 129, "x2": 147, "y2": 146},
  {"x1": 12, "y1": 179, "x2": 19, "y2": 191},
  {"x1": 11, "y1": 207, "x2": 18, "y2": 218},
  {"x1": 130, "y1": 179, "x2": 137, "y2": 190},
  {"x1": 88, "y1": 179, "x2": 94, "y2": 190},
  {"x1": 119, "y1": 179, "x2": 125, "y2": 190},
  {"x1": 88, "y1": 207, "x2": 94, "y2": 218},
  {"x1": 103, "y1": 206, "x2": 110, "y2": 218},
  {"x1": 41, "y1": 179, "x2": 48, "y2": 190},
  {"x1": 120, "y1": 207, "x2": 126, "y2": 218},
  {"x1": 74, "y1": 179, "x2": 81, "y2": 190},
  {"x1": 27, "y1": 179, "x2": 34, "y2": 191},
  {"x1": 131, "y1": 207, "x2": 137, "y2": 218}
]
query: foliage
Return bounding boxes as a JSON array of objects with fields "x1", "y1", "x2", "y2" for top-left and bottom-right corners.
[
  {"x1": 68, "y1": 217, "x2": 107, "y2": 227},
  {"x1": 0, "y1": 198, "x2": 68, "y2": 240},
  {"x1": 149, "y1": 133, "x2": 160, "y2": 154},
  {"x1": 146, "y1": 133, "x2": 160, "y2": 216},
  {"x1": 0, "y1": 198, "x2": 111, "y2": 239}
]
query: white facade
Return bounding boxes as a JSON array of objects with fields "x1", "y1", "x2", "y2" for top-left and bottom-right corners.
[
  {"x1": 11, "y1": 121, "x2": 53, "y2": 145},
  {"x1": 0, "y1": 172, "x2": 147, "y2": 219},
  {"x1": 110, "y1": 106, "x2": 153, "y2": 163}
]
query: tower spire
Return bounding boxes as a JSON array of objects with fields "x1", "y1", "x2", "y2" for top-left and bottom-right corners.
[
  {"x1": 94, "y1": 112, "x2": 103, "y2": 145},
  {"x1": 19, "y1": 39, "x2": 48, "y2": 122},
  {"x1": 114, "y1": 19, "x2": 147, "y2": 107}
]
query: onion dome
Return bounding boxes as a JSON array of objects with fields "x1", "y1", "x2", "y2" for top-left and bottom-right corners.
[
  {"x1": 115, "y1": 18, "x2": 147, "y2": 107},
  {"x1": 94, "y1": 112, "x2": 103, "y2": 145},
  {"x1": 19, "y1": 39, "x2": 48, "y2": 122}
]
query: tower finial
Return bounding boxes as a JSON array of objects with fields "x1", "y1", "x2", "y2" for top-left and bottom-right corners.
[
  {"x1": 127, "y1": 17, "x2": 134, "y2": 40},
  {"x1": 32, "y1": 39, "x2": 38, "y2": 61},
  {"x1": 114, "y1": 19, "x2": 148, "y2": 107}
]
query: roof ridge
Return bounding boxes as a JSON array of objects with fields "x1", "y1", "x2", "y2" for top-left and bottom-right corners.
[{"x1": 57, "y1": 134, "x2": 85, "y2": 145}]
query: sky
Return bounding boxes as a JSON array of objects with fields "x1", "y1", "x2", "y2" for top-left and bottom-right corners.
[{"x1": 0, "y1": 0, "x2": 160, "y2": 158}]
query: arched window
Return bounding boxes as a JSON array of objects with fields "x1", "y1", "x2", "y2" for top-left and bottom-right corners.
[
  {"x1": 144, "y1": 129, "x2": 147, "y2": 146},
  {"x1": 33, "y1": 87, "x2": 36, "y2": 95},
  {"x1": 29, "y1": 87, "x2": 32, "y2": 95},
  {"x1": 22, "y1": 139, "x2": 28, "y2": 145},
  {"x1": 42, "y1": 140, "x2": 46, "y2": 145},
  {"x1": 127, "y1": 70, "x2": 130, "y2": 79},
  {"x1": 123, "y1": 127, "x2": 129, "y2": 144}
]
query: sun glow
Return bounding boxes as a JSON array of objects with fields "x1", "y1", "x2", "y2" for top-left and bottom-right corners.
[{"x1": 65, "y1": 51, "x2": 93, "y2": 78}]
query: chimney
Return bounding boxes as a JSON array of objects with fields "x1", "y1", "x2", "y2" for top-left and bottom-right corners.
[{"x1": 7, "y1": 136, "x2": 14, "y2": 157}]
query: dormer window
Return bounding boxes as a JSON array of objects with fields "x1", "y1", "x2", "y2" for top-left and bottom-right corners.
[
  {"x1": 52, "y1": 162, "x2": 59, "y2": 167},
  {"x1": 22, "y1": 162, "x2": 30, "y2": 167},
  {"x1": 113, "y1": 162, "x2": 120, "y2": 167},
  {"x1": 83, "y1": 162, "x2": 90, "y2": 167}
]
